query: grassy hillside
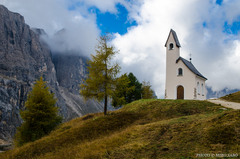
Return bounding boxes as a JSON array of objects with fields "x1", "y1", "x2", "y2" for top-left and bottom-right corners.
[
  {"x1": 220, "y1": 91, "x2": 240, "y2": 103},
  {"x1": 1, "y1": 99, "x2": 239, "y2": 159}
]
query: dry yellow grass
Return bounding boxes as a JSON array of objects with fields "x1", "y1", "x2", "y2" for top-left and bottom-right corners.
[
  {"x1": 0, "y1": 99, "x2": 239, "y2": 159},
  {"x1": 220, "y1": 91, "x2": 240, "y2": 103}
]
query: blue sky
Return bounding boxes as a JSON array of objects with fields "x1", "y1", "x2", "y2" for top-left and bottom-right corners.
[
  {"x1": 92, "y1": 0, "x2": 238, "y2": 36},
  {"x1": 83, "y1": 0, "x2": 240, "y2": 37},
  {"x1": 1, "y1": 0, "x2": 240, "y2": 98},
  {"x1": 95, "y1": 4, "x2": 137, "y2": 35},
  {"x1": 68, "y1": 2, "x2": 137, "y2": 35},
  {"x1": 216, "y1": 0, "x2": 223, "y2": 5}
]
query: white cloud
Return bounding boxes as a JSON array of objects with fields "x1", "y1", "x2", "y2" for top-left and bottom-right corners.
[
  {"x1": 0, "y1": 0, "x2": 100, "y2": 57},
  {"x1": 112, "y1": 0, "x2": 240, "y2": 98}
]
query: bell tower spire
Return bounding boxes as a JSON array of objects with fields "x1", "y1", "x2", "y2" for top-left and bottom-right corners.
[{"x1": 165, "y1": 29, "x2": 181, "y2": 65}]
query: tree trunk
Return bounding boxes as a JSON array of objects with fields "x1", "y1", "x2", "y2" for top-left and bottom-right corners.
[
  {"x1": 104, "y1": 95, "x2": 107, "y2": 115},
  {"x1": 104, "y1": 46, "x2": 108, "y2": 115}
]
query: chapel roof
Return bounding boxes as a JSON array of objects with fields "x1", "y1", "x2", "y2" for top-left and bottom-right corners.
[
  {"x1": 165, "y1": 29, "x2": 181, "y2": 47},
  {"x1": 176, "y1": 57, "x2": 207, "y2": 80}
]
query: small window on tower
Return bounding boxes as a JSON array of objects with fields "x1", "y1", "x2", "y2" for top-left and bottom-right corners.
[
  {"x1": 169, "y1": 43, "x2": 174, "y2": 50},
  {"x1": 178, "y1": 68, "x2": 183, "y2": 76}
]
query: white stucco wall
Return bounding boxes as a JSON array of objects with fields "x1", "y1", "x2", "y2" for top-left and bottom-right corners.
[
  {"x1": 165, "y1": 59, "x2": 196, "y2": 99},
  {"x1": 195, "y1": 76, "x2": 206, "y2": 100}
]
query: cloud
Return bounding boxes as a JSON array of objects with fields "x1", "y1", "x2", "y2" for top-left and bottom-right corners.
[
  {"x1": 0, "y1": 0, "x2": 101, "y2": 57},
  {"x1": 0, "y1": 0, "x2": 137, "y2": 57},
  {"x1": 112, "y1": 0, "x2": 240, "y2": 98},
  {"x1": 70, "y1": 0, "x2": 125, "y2": 13}
]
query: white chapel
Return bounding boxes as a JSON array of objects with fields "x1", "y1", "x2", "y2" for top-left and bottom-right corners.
[{"x1": 165, "y1": 29, "x2": 207, "y2": 100}]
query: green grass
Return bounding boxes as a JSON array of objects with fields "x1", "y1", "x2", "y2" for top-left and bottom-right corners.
[
  {"x1": 1, "y1": 99, "x2": 239, "y2": 159},
  {"x1": 220, "y1": 91, "x2": 240, "y2": 103}
]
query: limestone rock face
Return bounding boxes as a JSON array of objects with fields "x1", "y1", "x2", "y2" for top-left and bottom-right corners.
[
  {"x1": 53, "y1": 54, "x2": 88, "y2": 95},
  {"x1": 0, "y1": 5, "x2": 114, "y2": 141},
  {"x1": 0, "y1": 5, "x2": 56, "y2": 85},
  {"x1": 0, "y1": 77, "x2": 28, "y2": 140},
  {"x1": 52, "y1": 54, "x2": 114, "y2": 120},
  {"x1": 0, "y1": 5, "x2": 60, "y2": 140}
]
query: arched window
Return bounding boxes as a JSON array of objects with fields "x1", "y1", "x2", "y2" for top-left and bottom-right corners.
[
  {"x1": 201, "y1": 83, "x2": 204, "y2": 95},
  {"x1": 197, "y1": 82, "x2": 200, "y2": 94},
  {"x1": 169, "y1": 43, "x2": 174, "y2": 50},
  {"x1": 178, "y1": 68, "x2": 183, "y2": 76}
]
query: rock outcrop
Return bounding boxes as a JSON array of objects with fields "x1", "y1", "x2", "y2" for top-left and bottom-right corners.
[
  {"x1": 52, "y1": 54, "x2": 88, "y2": 95},
  {"x1": 0, "y1": 5, "x2": 114, "y2": 141}
]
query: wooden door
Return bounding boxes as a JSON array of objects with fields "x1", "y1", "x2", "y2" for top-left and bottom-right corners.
[{"x1": 177, "y1": 86, "x2": 184, "y2": 99}]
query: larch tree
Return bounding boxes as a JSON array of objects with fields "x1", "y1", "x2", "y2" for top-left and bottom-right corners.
[
  {"x1": 15, "y1": 77, "x2": 62, "y2": 146},
  {"x1": 142, "y1": 80, "x2": 155, "y2": 99},
  {"x1": 80, "y1": 34, "x2": 122, "y2": 115}
]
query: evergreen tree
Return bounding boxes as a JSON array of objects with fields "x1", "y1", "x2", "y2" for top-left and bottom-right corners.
[
  {"x1": 80, "y1": 34, "x2": 122, "y2": 115},
  {"x1": 126, "y1": 72, "x2": 142, "y2": 103},
  {"x1": 142, "y1": 80, "x2": 155, "y2": 99},
  {"x1": 15, "y1": 77, "x2": 62, "y2": 146},
  {"x1": 112, "y1": 73, "x2": 135, "y2": 107}
]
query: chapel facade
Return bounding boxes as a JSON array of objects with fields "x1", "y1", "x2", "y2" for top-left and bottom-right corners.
[{"x1": 165, "y1": 29, "x2": 207, "y2": 100}]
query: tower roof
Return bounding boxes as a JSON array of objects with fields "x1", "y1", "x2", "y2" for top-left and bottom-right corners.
[
  {"x1": 165, "y1": 29, "x2": 181, "y2": 47},
  {"x1": 176, "y1": 57, "x2": 207, "y2": 80}
]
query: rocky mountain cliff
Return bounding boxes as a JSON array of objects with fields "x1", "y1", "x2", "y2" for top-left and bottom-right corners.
[{"x1": 0, "y1": 5, "x2": 114, "y2": 141}]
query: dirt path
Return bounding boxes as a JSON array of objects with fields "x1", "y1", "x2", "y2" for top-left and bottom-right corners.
[{"x1": 207, "y1": 99, "x2": 240, "y2": 110}]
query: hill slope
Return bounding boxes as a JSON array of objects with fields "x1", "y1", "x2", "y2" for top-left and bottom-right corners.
[
  {"x1": 1, "y1": 99, "x2": 239, "y2": 159},
  {"x1": 220, "y1": 91, "x2": 240, "y2": 103}
]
